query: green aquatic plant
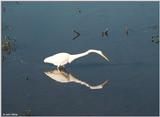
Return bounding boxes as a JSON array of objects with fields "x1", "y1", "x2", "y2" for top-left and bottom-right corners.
[
  {"x1": 2, "y1": 36, "x2": 16, "y2": 53},
  {"x1": 152, "y1": 35, "x2": 159, "y2": 44},
  {"x1": 2, "y1": 40, "x2": 11, "y2": 53}
]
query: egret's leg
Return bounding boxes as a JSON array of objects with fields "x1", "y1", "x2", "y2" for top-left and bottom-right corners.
[
  {"x1": 57, "y1": 65, "x2": 60, "y2": 71},
  {"x1": 58, "y1": 66, "x2": 65, "y2": 71}
]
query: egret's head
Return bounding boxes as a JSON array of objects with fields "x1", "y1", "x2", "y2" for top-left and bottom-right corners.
[
  {"x1": 87, "y1": 49, "x2": 110, "y2": 62},
  {"x1": 99, "y1": 51, "x2": 110, "y2": 62}
]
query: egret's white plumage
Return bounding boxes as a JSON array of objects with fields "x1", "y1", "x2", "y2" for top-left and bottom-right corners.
[{"x1": 44, "y1": 49, "x2": 109, "y2": 68}]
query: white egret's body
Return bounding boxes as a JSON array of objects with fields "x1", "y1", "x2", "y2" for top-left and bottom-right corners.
[{"x1": 44, "y1": 49, "x2": 109, "y2": 68}]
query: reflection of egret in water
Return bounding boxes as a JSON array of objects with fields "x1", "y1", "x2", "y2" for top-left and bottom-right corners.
[{"x1": 44, "y1": 68, "x2": 109, "y2": 90}]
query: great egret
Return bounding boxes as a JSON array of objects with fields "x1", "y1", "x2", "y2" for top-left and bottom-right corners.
[
  {"x1": 44, "y1": 49, "x2": 110, "y2": 68},
  {"x1": 44, "y1": 68, "x2": 109, "y2": 90}
]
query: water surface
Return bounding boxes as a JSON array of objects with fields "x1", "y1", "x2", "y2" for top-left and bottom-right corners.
[{"x1": 2, "y1": 2, "x2": 159, "y2": 116}]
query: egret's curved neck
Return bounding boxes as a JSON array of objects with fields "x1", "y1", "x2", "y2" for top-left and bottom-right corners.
[{"x1": 69, "y1": 49, "x2": 100, "y2": 63}]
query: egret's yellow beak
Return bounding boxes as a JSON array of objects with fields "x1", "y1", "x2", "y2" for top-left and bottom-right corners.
[{"x1": 101, "y1": 52, "x2": 110, "y2": 61}]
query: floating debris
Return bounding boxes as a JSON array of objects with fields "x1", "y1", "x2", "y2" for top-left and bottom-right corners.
[
  {"x1": 76, "y1": 8, "x2": 81, "y2": 14},
  {"x1": 73, "y1": 30, "x2": 80, "y2": 40},
  {"x1": 102, "y1": 28, "x2": 109, "y2": 39},
  {"x1": 26, "y1": 76, "x2": 29, "y2": 80},
  {"x1": 125, "y1": 25, "x2": 129, "y2": 36},
  {"x1": 104, "y1": 28, "x2": 109, "y2": 37},
  {"x1": 152, "y1": 35, "x2": 159, "y2": 44},
  {"x1": 77, "y1": 8, "x2": 81, "y2": 13}
]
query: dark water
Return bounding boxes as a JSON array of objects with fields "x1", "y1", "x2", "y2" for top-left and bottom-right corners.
[{"x1": 2, "y1": 2, "x2": 159, "y2": 116}]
